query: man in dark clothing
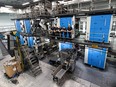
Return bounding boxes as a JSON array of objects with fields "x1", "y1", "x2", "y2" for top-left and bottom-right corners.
[
  {"x1": 60, "y1": 27, "x2": 66, "y2": 38},
  {"x1": 51, "y1": 27, "x2": 55, "y2": 36},
  {"x1": 67, "y1": 24, "x2": 73, "y2": 38},
  {"x1": 63, "y1": 27, "x2": 67, "y2": 38},
  {"x1": 54, "y1": 26, "x2": 59, "y2": 36}
]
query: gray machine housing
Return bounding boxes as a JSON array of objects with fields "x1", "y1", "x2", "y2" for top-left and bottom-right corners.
[{"x1": 52, "y1": 49, "x2": 77, "y2": 83}]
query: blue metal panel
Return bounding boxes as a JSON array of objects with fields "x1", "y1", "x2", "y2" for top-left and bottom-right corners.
[
  {"x1": 89, "y1": 34, "x2": 94, "y2": 42},
  {"x1": 27, "y1": 37, "x2": 34, "y2": 47},
  {"x1": 60, "y1": 17, "x2": 73, "y2": 38},
  {"x1": 27, "y1": 37, "x2": 30, "y2": 47},
  {"x1": 89, "y1": 14, "x2": 112, "y2": 43},
  {"x1": 66, "y1": 17, "x2": 72, "y2": 28},
  {"x1": 61, "y1": 32, "x2": 65, "y2": 38},
  {"x1": 59, "y1": 42, "x2": 73, "y2": 51},
  {"x1": 20, "y1": 35, "x2": 24, "y2": 45},
  {"x1": 87, "y1": 48, "x2": 107, "y2": 69},
  {"x1": 60, "y1": 18, "x2": 66, "y2": 28},
  {"x1": 29, "y1": 37, "x2": 34, "y2": 47},
  {"x1": 15, "y1": 20, "x2": 21, "y2": 32},
  {"x1": 24, "y1": 20, "x2": 31, "y2": 34},
  {"x1": 60, "y1": 17, "x2": 72, "y2": 28},
  {"x1": 66, "y1": 32, "x2": 69, "y2": 38},
  {"x1": 98, "y1": 49, "x2": 106, "y2": 68},
  {"x1": 88, "y1": 48, "x2": 92, "y2": 65}
]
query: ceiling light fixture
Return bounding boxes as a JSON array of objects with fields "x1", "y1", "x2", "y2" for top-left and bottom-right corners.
[
  {"x1": 33, "y1": 0, "x2": 39, "y2": 2},
  {"x1": 5, "y1": 5, "x2": 13, "y2": 8},
  {"x1": 22, "y1": 2, "x2": 29, "y2": 6}
]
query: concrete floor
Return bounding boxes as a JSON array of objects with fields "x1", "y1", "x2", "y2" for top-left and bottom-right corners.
[
  {"x1": 0, "y1": 55, "x2": 100, "y2": 87},
  {"x1": 74, "y1": 59, "x2": 116, "y2": 87},
  {"x1": 0, "y1": 34, "x2": 115, "y2": 87},
  {"x1": 42, "y1": 51, "x2": 116, "y2": 87}
]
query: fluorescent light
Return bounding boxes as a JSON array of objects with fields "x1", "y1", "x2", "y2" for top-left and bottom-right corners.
[
  {"x1": 33, "y1": 0, "x2": 39, "y2": 2},
  {"x1": 22, "y1": 2, "x2": 29, "y2": 5},
  {"x1": 5, "y1": 5, "x2": 13, "y2": 8},
  {"x1": 63, "y1": 0, "x2": 72, "y2": 2}
]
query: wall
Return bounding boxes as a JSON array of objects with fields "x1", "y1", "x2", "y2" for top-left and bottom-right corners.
[
  {"x1": 0, "y1": 13, "x2": 16, "y2": 32},
  {"x1": 0, "y1": 13, "x2": 14, "y2": 26}
]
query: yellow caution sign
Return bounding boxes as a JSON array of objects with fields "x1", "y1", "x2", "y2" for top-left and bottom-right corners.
[{"x1": 92, "y1": 44, "x2": 98, "y2": 48}]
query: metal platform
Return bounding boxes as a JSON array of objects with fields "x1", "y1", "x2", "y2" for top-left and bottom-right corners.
[{"x1": 11, "y1": 8, "x2": 116, "y2": 20}]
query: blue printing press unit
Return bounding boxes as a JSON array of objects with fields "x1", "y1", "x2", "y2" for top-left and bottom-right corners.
[
  {"x1": 60, "y1": 17, "x2": 72, "y2": 38},
  {"x1": 85, "y1": 14, "x2": 112, "y2": 69},
  {"x1": 89, "y1": 14, "x2": 112, "y2": 43},
  {"x1": 51, "y1": 17, "x2": 73, "y2": 39},
  {"x1": 15, "y1": 17, "x2": 73, "y2": 48},
  {"x1": 15, "y1": 20, "x2": 34, "y2": 47}
]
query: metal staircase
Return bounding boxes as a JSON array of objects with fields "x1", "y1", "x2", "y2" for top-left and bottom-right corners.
[{"x1": 22, "y1": 46, "x2": 42, "y2": 76}]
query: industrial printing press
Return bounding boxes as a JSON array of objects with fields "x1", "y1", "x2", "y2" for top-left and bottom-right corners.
[{"x1": 1, "y1": 0, "x2": 115, "y2": 86}]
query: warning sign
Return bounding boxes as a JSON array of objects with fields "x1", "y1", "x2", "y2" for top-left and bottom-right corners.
[{"x1": 92, "y1": 44, "x2": 98, "y2": 48}]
